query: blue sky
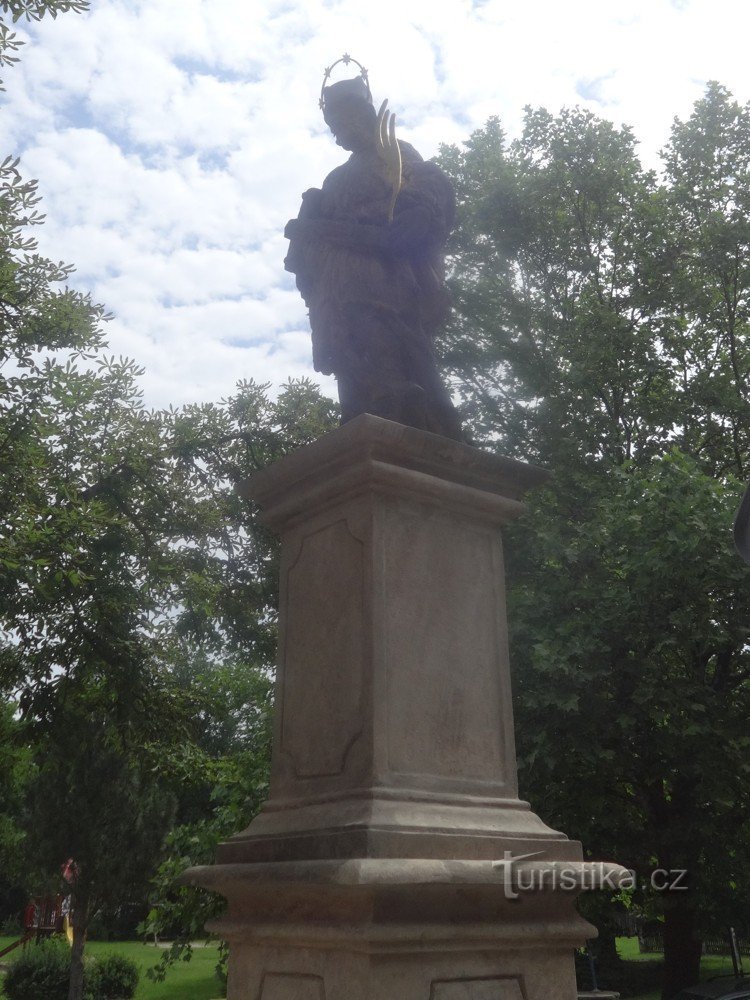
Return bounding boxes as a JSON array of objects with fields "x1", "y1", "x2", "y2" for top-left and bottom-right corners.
[{"x1": 1, "y1": 0, "x2": 748, "y2": 410}]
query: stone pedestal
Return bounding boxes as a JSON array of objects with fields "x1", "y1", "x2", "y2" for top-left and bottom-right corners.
[{"x1": 187, "y1": 415, "x2": 624, "y2": 1000}]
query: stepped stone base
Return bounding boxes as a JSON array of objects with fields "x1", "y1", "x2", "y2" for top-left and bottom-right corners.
[
  {"x1": 185, "y1": 416, "x2": 626, "y2": 999},
  {"x1": 192, "y1": 857, "x2": 624, "y2": 1000}
]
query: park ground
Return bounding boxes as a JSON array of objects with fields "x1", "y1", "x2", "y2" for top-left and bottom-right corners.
[
  {"x1": 0, "y1": 937, "x2": 223, "y2": 1000},
  {"x1": 0, "y1": 935, "x2": 741, "y2": 999},
  {"x1": 610, "y1": 937, "x2": 737, "y2": 1000}
]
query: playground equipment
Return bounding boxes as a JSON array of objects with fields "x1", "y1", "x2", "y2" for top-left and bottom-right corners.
[{"x1": 0, "y1": 893, "x2": 72, "y2": 959}]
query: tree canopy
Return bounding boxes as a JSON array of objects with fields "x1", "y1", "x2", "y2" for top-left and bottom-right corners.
[
  {"x1": 438, "y1": 82, "x2": 750, "y2": 999},
  {"x1": 0, "y1": 7, "x2": 336, "y2": 999}
]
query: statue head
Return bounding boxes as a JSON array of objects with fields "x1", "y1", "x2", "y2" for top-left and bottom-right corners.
[{"x1": 322, "y1": 76, "x2": 377, "y2": 152}]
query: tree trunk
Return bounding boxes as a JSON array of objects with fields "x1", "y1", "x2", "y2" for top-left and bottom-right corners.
[
  {"x1": 594, "y1": 929, "x2": 623, "y2": 990},
  {"x1": 68, "y1": 897, "x2": 88, "y2": 1000},
  {"x1": 662, "y1": 894, "x2": 702, "y2": 999}
]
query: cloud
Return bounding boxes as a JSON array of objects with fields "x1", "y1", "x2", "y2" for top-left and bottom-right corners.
[{"x1": 1, "y1": 0, "x2": 749, "y2": 411}]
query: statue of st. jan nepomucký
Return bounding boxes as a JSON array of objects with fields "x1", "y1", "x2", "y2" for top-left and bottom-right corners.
[{"x1": 284, "y1": 59, "x2": 463, "y2": 441}]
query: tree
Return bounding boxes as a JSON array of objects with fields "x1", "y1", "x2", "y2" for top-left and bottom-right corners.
[
  {"x1": 136, "y1": 382, "x2": 336, "y2": 986},
  {"x1": 661, "y1": 81, "x2": 750, "y2": 479},
  {"x1": 507, "y1": 454, "x2": 750, "y2": 995},
  {"x1": 24, "y1": 675, "x2": 180, "y2": 999},
  {"x1": 0, "y1": 699, "x2": 29, "y2": 918},
  {"x1": 1, "y1": 364, "x2": 335, "y2": 1000},
  {"x1": 0, "y1": 5, "x2": 336, "y2": 997},
  {"x1": 0, "y1": 7, "x2": 126, "y2": 995},
  {"x1": 140, "y1": 654, "x2": 273, "y2": 986},
  {"x1": 438, "y1": 87, "x2": 750, "y2": 998},
  {"x1": 439, "y1": 108, "x2": 677, "y2": 468}
]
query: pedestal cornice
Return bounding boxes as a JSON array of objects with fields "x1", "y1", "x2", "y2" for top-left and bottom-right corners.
[{"x1": 237, "y1": 414, "x2": 549, "y2": 531}]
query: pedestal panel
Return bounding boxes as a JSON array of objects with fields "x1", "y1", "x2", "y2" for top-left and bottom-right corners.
[
  {"x1": 380, "y1": 500, "x2": 511, "y2": 791},
  {"x1": 281, "y1": 518, "x2": 365, "y2": 779}
]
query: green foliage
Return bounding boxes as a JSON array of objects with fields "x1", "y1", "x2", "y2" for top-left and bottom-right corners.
[
  {"x1": 3, "y1": 941, "x2": 139, "y2": 1000},
  {"x1": 438, "y1": 84, "x2": 750, "y2": 997},
  {"x1": 661, "y1": 82, "x2": 750, "y2": 478},
  {"x1": 85, "y1": 953, "x2": 139, "y2": 1000},
  {"x1": 4, "y1": 938, "x2": 72, "y2": 1000},
  {"x1": 1, "y1": 372, "x2": 335, "y2": 983},
  {"x1": 440, "y1": 108, "x2": 674, "y2": 465},
  {"x1": 0, "y1": 5, "x2": 334, "y2": 999},
  {"x1": 441, "y1": 84, "x2": 750, "y2": 481},
  {"x1": 1, "y1": 1, "x2": 88, "y2": 21},
  {"x1": 575, "y1": 941, "x2": 663, "y2": 998},
  {"x1": 26, "y1": 676, "x2": 179, "y2": 910},
  {"x1": 1, "y1": 913, "x2": 22, "y2": 934},
  {"x1": 140, "y1": 658, "x2": 274, "y2": 984},
  {"x1": 509, "y1": 451, "x2": 750, "y2": 894},
  {"x1": 0, "y1": 2, "x2": 88, "y2": 90},
  {"x1": 0, "y1": 699, "x2": 29, "y2": 883}
]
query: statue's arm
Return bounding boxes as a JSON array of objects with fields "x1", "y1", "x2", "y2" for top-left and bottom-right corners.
[
  {"x1": 284, "y1": 216, "x2": 388, "y2": 254},
  {"x1": 387, "y1": 203, "x2": 436, "y2": 256},
  {"x1": 284, "y1": 209, "x2": 441, "y2": 260},
  {"x1": 388, "y1": 161, "x2": 456, "y2": 258}
]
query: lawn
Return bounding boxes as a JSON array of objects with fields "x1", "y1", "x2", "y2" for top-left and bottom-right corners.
[
  {"x1": 0, "y1": 937, "x2": 224, "y2": 1000},
  {"x1": 617, "y1": 935, "x2": 740, "y2": 1000},
  {"x1": 0, "y1": 933, "x2": 744, "y2": 1000}
]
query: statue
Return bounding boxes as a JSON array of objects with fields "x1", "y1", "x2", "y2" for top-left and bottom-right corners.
[{"x1": 284, "y1": 56, "x2": 463, "y2": 441}]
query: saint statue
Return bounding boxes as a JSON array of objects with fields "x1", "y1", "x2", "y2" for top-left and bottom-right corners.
[{"x1": 283, "y1": 58, "x2": 463, "y2": 441}]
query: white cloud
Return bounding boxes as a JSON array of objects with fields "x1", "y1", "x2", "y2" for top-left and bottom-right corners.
[{"x1": 1, "y1": 0, "x2": 749, "y2": 410}]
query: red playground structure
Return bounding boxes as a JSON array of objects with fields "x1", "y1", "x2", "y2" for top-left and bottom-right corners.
[{"x1": 0, "y1": 894, "x2": 72, "y2": 960}]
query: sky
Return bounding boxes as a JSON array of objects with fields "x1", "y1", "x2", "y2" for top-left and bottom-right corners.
[{"x1": 1, "y1": 0, "x2": 750, "y2": 410}]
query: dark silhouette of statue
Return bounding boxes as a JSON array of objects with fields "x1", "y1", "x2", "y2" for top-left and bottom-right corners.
[{"x1": 284, "y1": 61, "x2": 463, "y2": 441}]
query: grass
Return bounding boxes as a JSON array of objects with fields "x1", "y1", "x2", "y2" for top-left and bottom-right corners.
[
  {"x1": 0, "y1": 936, "x2": 223, "y2": 1000},
  {"x1": 0, "y1": 932, "x2": 744, "y2": 999},
  {"x1": 617, "y1": 935, "x2": 742, "y2": 999},
  {"x1": 617, "y1": 936, "x2": 656, "y2": 962}
]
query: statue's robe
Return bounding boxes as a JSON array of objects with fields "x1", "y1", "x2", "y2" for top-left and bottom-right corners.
[{"x1": 284, "y1": 141, "x2": 462, "y2": 440}]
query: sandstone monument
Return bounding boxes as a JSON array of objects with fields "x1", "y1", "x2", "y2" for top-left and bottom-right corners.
[
  {"x1": 284, "y1": 55, "x2": 462, "y2": 441},
  {"x1": 187, "y1": 58, "x2": 624, "y2": 1000}
]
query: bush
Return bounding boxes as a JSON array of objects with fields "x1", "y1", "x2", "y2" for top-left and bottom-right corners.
[
  {"x1": 3, "y1": 938, "x2": 70, "y2": 1000},
  {"x1": 3, "y1": 941, "x2": 139, "y2": 1000},
  {"x1": 86, "y1": 953, "x2": 139, "y2": 999},
  {"x1": 0, "y1": 913, "x2": 22, "y2": 936}
]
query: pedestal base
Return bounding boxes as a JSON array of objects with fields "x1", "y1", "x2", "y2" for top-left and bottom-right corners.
[
  {"x1": 228, "y1": 945, "x2": 575, "y2": 1000},
  {"x1": 190, "y1": 858, "x2": 625, "y2": 1000},
  {"x1": 185, "y1": 417, "x2": 626, "y2": 999}
]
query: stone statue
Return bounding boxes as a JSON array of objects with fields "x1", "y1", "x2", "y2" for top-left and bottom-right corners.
[{"x1": 284, "y1": 58, "x2": 463, "y2": 440}]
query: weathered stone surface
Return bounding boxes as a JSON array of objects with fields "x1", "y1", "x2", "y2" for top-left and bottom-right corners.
[
  {"x1": 185, "y1": 415, "x2": 626, "y2": 998},
  {"x1": 284, "y1": 74, "x2": 463, "y2": 438},
  {"x1": 217, "y1": 415, "x2": 571, "y2": 869},
  {"x1": 259, "y1": 974, "x2": 326, "y2": 1000}
]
